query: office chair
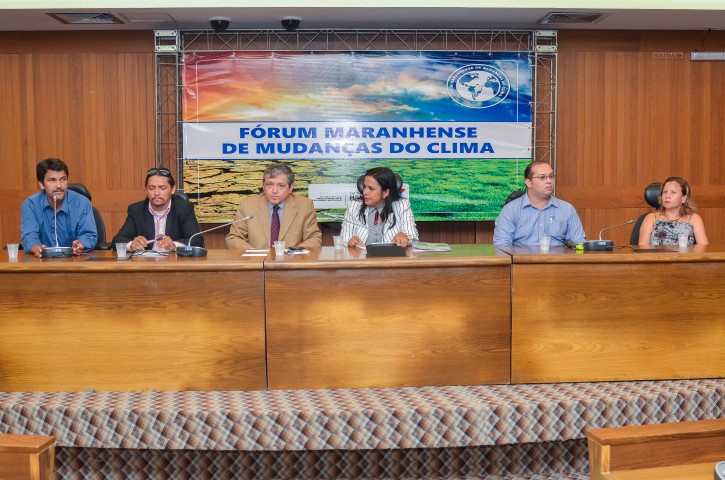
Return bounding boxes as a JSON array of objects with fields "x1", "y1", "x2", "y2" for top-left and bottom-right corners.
[
  {"x1": 174, "y1": 191, "x2": 189, "y2": 202},
  {"x1": 67, "y1": 183, "x2": 110, "y2": 250},
  {"x1": 503, "y1": 190, "x2": 526, "y2": 206},
  {"x1": 629, "y1": 182, "x2": 662, "y2": 245}
]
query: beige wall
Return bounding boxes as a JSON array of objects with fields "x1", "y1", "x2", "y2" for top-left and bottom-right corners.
[{"x1": 1, "y1": 30, "x2": 723, "y2": 248}]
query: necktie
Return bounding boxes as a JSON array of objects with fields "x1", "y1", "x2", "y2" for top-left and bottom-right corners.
[
  {"x1": 271, "y1": 205, "x2": 280, "y2": 246},
  {"x1": 374, "y1": 209, "x2": 382, "y2": 225}
]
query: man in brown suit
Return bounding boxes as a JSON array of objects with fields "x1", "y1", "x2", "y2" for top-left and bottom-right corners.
[{"x1": 225, "y1": 163, "x2": 322, "y2": 250}]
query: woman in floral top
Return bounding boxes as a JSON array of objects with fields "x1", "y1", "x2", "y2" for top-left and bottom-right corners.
[{"x1": 638, "y1": 177, "x2": 708, "y2": 246}]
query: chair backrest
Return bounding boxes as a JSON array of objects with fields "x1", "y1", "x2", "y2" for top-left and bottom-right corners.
[
  {"x1": 357, "y1": 174, "x2": 403, "y2": 194},
  {"x1": 174, "y1": 191, "x2": 189, "y2": 202},
  {"x1": 68, "y1": 183, "x2": 107, "y2": 246},
  {"x1": 503, "y1": 190, "x2": 526, "y2": 206},
  {"x1": 630, "y1": 182, "x2": 663, "y2": 245}
]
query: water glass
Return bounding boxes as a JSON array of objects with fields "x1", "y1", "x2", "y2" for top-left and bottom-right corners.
[
  {"x1": 274, "y1": 240, "x2": 286, "y2": 256},
  {"x1": 539, "y1": 235, "x2": 551, "y2": 252},
  {"x1": 6, "y1": 243, "x2": 19, "y2": 259},
  {"x1": 333, "y1": 236, "x2": 345, "y2": 249},
  {"x1": 115, "y1": 242, "x2": 128, "y2": 259},
  {"x1": 677, "y1": 234, "x2": 688, "y2": 248}
]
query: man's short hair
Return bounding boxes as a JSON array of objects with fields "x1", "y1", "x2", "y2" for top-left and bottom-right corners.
[
  {"x1": 264, "y1": 163, "x2": 294, "y2": 185},
  {"x1": 523, "y1": 161, "x2": 551, "y2": 180},
  {"x1": 145, "y1": 167, "x2": 176, "y2": 187},
  {"x1": 36, "y1": 158, "x2": 69, "y2": 182}
]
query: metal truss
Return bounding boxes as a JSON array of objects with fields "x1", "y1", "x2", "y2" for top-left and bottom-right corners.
[{"x1": 154, "y1": 29, "x2": 557, "y2": 178}]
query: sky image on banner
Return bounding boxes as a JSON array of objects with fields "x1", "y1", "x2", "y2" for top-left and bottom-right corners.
[{"x1": 181, "y1": 51, "x2": 532, "y2": 222}]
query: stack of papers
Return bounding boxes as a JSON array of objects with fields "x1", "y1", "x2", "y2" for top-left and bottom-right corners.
[
  {"x1": 411, "y1": 241, "x2": 452, "y2": 252},
  {"x1": 285, "y1": 248, "x2": 310, "y2": 255}
]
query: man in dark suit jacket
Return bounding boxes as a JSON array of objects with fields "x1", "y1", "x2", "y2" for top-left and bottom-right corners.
[{"x1": 112, "y1": 167, "x2": 203, "y2": 252}]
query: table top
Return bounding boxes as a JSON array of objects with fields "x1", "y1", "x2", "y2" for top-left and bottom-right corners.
[
  {"x1": 498, "y1": 244, "x2": 725, "y2": 264},
  {"x1": 264, "y1": 244, "x2": 511, "y2": 270},
  {"x1": 0, "y1": 248, "x2": 265, "y2": 272}
]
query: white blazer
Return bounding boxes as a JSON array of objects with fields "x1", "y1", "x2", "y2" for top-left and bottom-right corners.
[{"x1": 340, "y1": 198, "x2": 419, "y2": 244}]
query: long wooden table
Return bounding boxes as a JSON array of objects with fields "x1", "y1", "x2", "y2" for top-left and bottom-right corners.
[
  {"x1": 4, "y1": 244, "x2": 725, "y2": 392},
  {"x1": 0, "y1": 250, "x2": 266, "y2": 391},
  {"x1": 499, "y1": 244, "x2": 725, "y2": 384},
  {"x1": 264, "y1": 244, "x2": 512, "y2": 390}
]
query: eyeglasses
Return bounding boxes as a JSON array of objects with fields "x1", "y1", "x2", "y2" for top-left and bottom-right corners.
[
  {"x1": 529, "y1": 173, "x2": 555, "y2": 181},
  {"x1": 147, "y1": 167, "x2": 172, "y2": 178}
]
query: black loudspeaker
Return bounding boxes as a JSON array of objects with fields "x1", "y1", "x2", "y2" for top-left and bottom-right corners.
[
  {"x1": 365, "y1": 243, "x2": 406, "y2": 257},
  {"x1": 357, "y1": 174, "x2": 403, "y2": 194},
  {"x1": 582, "y1": 240, "x2": 614, "y2": 251}
]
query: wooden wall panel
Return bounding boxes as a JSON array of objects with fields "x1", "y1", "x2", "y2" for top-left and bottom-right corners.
[
  {"x1": 0, "y1": 32, "x2": 155, "y2": 246},
  {"x1": 1, "y1": 30, "x2": 724, "y2": 248},
  {"x1": 557, "y1": 30, "x2": 725, "y2": 246}
]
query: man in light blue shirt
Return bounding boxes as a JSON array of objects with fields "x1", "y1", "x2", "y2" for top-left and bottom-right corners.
[
  {"x1": 493, "y1": 161, "x2": 586, "y2": 246},
  {"x1": 21, "y1": 158, "x2": 97, "y2": 257}
]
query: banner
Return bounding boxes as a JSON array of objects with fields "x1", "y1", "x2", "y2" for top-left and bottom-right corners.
[{"x1": 181, "y1": 51, "x2": 532, "y2": 222}]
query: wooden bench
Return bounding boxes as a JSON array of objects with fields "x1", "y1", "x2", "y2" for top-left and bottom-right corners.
[
  {"x1": 0, "y1": 434, "x2": 55, "y2": 480},
  {"x1": 586, "y1": 418, "x2": 725, "y2": 480}
]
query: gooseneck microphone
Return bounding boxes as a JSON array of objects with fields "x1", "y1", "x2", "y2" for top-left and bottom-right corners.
[
  {"x1": 176, "y1": 215, "x2": 253, "y2": 257},
  {"x1": 583, "y1": 219, "x2": 635, "y2": 251},
  {"x1": 42, "y1": 193, "x2": 74, "y2": 258}
]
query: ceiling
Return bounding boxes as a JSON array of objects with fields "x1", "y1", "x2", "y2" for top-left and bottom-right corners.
[{"x1": 0, "y1": 4, "x2": 724, "y2": 32}]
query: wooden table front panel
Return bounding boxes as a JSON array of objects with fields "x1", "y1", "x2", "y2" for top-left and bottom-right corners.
[
  {"x1": 0, "y1": 253, "x2": 266, "y2": 392},
  {"x1": 266, "y1": 264, "x2": 511, "y2": 390},
  {"x1": 512, "y1": 262, "x2": 725, "y2": 383}
]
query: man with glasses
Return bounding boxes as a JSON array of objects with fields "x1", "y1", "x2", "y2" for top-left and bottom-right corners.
[
  {"x1": 21, "y1": 158, "x2": 98, "y2": 257},
  {"x1": 112, "y1": 167, "x2": 203, "y2": 253},
  {"x1": 493, "y1": 161, "x2": 586, "y2": 246},
  {"x1": 225, "y1": 162, "x2": 322, "y2": 250}
]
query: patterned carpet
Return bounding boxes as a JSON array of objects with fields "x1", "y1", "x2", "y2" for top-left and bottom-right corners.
[{"x1": 1, "y1": 378, "x2": 723, "y2": 479}]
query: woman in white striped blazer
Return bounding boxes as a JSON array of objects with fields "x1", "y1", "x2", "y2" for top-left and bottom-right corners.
[{"x1": 341, "y1": 167, "x2": 419, "y2": 248}]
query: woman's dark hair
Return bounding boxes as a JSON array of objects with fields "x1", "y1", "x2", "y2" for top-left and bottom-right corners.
[{"x1": 357, "y1": 167, "x2": 402, "y2": 228}]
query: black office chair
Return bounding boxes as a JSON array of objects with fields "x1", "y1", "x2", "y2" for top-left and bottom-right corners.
[
  {"x1": 503, "y1": 190, "x2": 526, "y2": 206},
  {"x1": 174, "y1": 191, "x2": 189, "y2": 202},
  {"x1": 629, "y1": 182, "x2": 662, "y2": 245},
  {"x1": 357, "y1": 174, "x2": 403, "y2": 194},
  {"x1": 67, "y1": 183, "x2": 110, "y2": 250}
]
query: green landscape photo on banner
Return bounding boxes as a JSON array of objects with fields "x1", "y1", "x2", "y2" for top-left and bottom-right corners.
[{"x1": 181, "y1": 51, "x2": 532, "y2": 222}]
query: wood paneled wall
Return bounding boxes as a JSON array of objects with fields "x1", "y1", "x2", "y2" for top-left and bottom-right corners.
[
  {"x1": 557, "y1": 30, "x2": 725, "y2": 245},
  {"x1": 1, "y1": 30, "x2": 723, "y2": 249},
  {"x1": 0, "y1": 32, "x2": 156, "y2": 247}
]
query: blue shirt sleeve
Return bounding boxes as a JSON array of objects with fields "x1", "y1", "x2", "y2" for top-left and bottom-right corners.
[
  {"x1": 493, "y1": 203, "x2": 516, "y2": 245},
  {"x1": 562, "y1": 203, "x2": 587, "y2": 244},
  {"x1": 72, "y1": 194, "x2": 98, "y2": 250},
  {"x1": 20, "y1": 196, "x2": 43, "y2": 252}
]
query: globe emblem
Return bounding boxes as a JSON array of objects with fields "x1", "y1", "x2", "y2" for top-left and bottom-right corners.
[
  {"x1": 447, "y1": 64, "x2": 510, "y2": 108},
  {"x1": 456, "y1": 72, "x2": 500, "y2": 102}
]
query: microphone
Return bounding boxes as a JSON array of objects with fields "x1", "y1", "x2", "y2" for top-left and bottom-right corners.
[
  {"x1": 42, "y1": 193, "x2": 74, "y2": 258},
  {"x1": 176, "y1": 215, "x2": 253, "y2": 257},
  {"x1": 583, "y1": 219, "x2": 635, "y2": 251}
]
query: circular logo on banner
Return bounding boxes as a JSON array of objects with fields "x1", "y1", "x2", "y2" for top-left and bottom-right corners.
[{"x1": 447, "y1": 64, "x2": 511, "y2": 108}]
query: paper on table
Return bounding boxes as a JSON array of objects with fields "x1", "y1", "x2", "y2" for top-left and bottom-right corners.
[{"x1": 411, "y1": 241, "x2": 452, "y2": 252}]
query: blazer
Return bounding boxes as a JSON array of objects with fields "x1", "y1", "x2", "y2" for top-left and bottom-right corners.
[
  {"x1": 340, "y1": 198, "x2": 419, "y2": 244},
  {"x1": 112, "y1": 196, "x2": 204, "y2": 248},
  {"x1": 225, "y1": 193, "x2": 322, "y2": 250}
]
